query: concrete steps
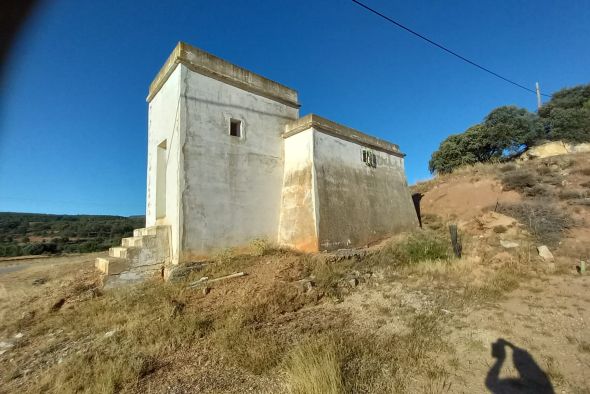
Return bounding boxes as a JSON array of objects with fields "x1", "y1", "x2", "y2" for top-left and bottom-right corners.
[
  {"x1": 122, "y1": 236, "x2": 154, "y2": 248},
  {"x1": 109, "y1": 246, "x2": 128, "y2": 259},
  {"x1": 95, "y1": 225, "x2": 170, "y2": 286},
  {"x1": 95, "y1": 257, "x2": 130, "y2": 275}
]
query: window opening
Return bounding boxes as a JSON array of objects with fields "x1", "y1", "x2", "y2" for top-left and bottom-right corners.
[
  {"x1": 362, "y1": 149, "x2": 377, "y2": 168},
  {"x1": 229, "y1": 119, "x2": 242, "y2": 137}
]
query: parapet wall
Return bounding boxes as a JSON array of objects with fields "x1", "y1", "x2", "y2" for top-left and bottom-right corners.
[{"x1": 148, "y1": 42, "x2": 299, "y2": 108}]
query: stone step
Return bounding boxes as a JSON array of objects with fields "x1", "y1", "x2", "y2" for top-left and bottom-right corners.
[
  {"x1": 95, "y1": 257, "x2": 131, "y2": 276},
  {"x1": 109, "y1": 246, "x2": 128, "y2": 258},
  {"x1": 133, "y1": 228, "x2": 150, "y2": 237},
  {"x1": 133, "y1": 226, "x2": 168, "y2": 237},
  {"x1": 122, "y1": 235, "x2": 155, "y2": 248}
]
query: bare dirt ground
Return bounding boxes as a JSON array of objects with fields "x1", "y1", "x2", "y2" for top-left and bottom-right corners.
[
  {"x1": 1, "y1": 153, "x2": 590, "y2": 393},
  {"x1": 2, "y1": 252, "x2": 589, "y2": 393}
]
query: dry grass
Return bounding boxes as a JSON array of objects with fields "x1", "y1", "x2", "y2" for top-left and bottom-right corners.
[
  {"x1": 575, "y1": 167, "x2": 590, "y2": 176},
  {"x1": 0, "y1": 217, "x2": 562, "y2": 393},
  {"x1": 14, "y1": 282, "x2": 213, "y2": 393},
  {"x1": 559, "y1": 189, "x2": 588, "y2": 200},
  {"x1": 337, "y1": 313, "x2": 450, "y2": 393},
  {"x1": 210, "y1": 310, "x2": 283, "y2": 375},
  {"x1": 498, "y1": 202, "x2": 572, "y2": 246},
  {"x1": 284, "y1": 337, "x2": 343, "y2": 394}
]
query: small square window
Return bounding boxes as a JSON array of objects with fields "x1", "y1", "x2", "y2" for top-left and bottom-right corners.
[
  {"x1": 361, "y1": 149, "x2": 377, "y2": 168},
  {"x1": 229, "y1": 119, "x2": 242, "y2": 137}
]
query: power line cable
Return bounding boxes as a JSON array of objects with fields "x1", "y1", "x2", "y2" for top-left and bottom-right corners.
[{"x1": 351, "y1": 0, "x2": 551, "y2": 98}]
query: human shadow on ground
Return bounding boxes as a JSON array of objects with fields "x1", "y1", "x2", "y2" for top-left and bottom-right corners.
[{"x1": 485, "y1": 338, "x2": 554, "y2": 393}]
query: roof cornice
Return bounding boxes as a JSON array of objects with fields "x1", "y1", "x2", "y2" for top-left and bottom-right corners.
[{"x1": 147, "y1": 42, "x2": 299, "y2": 108}]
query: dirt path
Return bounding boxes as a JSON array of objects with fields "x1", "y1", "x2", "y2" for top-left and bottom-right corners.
[{"x1": 448, "y1": 274, "x2": 590, "y2": 393}]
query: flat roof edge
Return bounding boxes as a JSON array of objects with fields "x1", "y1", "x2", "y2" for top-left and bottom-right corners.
[
  {"x1": 284, "y1": 114, "x2": 405, "y2": 157},
  {"x1": 147, "y1": 42, "x2": 300, "y2": 108}
]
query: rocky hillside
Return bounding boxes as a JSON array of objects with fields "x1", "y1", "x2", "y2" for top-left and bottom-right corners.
[{"x1": 414, "y1": 149, "x2": 590, "y2": 270}]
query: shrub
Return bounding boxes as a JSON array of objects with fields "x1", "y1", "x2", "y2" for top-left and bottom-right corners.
[
  {"x1": 22, "y1": 243, "x2": 45, "y2": 255},
  {"x1": 538, "y1": 173, "x2": 564, "y2": 187},
  {"x1": 559, "y1": 189, "x2": 586, "y2": 200},
  {"x1": 524, "y1": 184, "x2": 552, "y2": 197},
  {"x1": 498, "y1": 163, "x2": 517, "y2": 173},
  {"x1": 375, "y1": 231, "x2": 450, "y2": 266},
  {"x1": 535, "y1": 165, "x2": 552, "y2": 176},
  {"x1": 401, "y1": 232, "x2": 450, "y2": 263},
  {"x1": 249, "y1": 238, "x2": 277, "y2": 256},
  {"x1": 498, "y1": 202, "x2": 572, "y2": 246},
  {"x1": 501, "y1": 170, "x2": 537, "y2": 192}
]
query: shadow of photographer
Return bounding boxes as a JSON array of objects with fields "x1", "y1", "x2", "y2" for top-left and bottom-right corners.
[{"x1": 485, "y1": 338, "x2": 554, "y2": 393}]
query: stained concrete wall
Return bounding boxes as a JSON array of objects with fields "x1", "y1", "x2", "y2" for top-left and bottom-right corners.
[
  {"x1": 278, "y1": 129, "x2": 318, "y2": 252},
  {"x1": 146, "y1": 43, "x2": 415, "y2": 262},
  {"x1": 179, "y1": 68, "x2": 298, "y2": 259},
  {"x1": 146, "y1": 65, "x2": 183, "y2": 264},
  {"x1": 313, "y1": 130, "x2": 418, "y2": 250}
]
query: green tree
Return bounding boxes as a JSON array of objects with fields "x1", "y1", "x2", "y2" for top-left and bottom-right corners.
[
  {"x1": 429, "y1": 106, "x2": 542, "y2": 174},
  {"x1": 429, "y1": 131, "x2": 478, "y2": 174},
  {"x1": 481, "y1": 106, "x2": 543, "y2": 156},
  {"x1": 539, "y1": 84, "x2": 590, "y2": 142}
]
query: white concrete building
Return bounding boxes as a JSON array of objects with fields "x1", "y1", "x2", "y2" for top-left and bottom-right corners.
[{"x1": 96, "y1": 42, "x2": 418, "y2": 282}]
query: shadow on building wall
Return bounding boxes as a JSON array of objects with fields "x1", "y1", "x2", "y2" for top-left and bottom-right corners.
[
  {"x1": 411, "y1": 192, "x2": 423, "y2": 228},
  {"x1": 485, "y1": 338, "x2": 554, "y2": 393}
]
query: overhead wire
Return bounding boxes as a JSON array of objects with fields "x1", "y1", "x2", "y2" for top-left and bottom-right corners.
[{"x1": 351, "y1": 0, "x2": 552, "y2": 98}]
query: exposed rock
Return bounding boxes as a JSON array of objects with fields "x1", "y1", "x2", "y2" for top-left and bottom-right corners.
[
  {"x1": 478, "y1": 212, "x2": 517, "y2": 230},
  {"x1": 14, "y1": 333, "x2": 23, "y2": 339},
  {"x1": 104, "y1": 330, "x2": 116, "y2": 338},
  {"x1": 202, "y1": 287, "x2": 211, "y2": 296},
  {"x1": 572, "y1": 143, "x2": 590, "y2": 153},
  {"x1": 500, "y1": 240, "x2": 519, "y2": 249},
  {"x1": 348, "y1": 278, "x2": 359, "y2": 287},
  {"x1": 0, "y1": 341, "x2": 13, "y2": 349},
  {"x1": 297, "y1": 278, "x2": 315, "y2": 293},
  {"x1": 537, "y1": 245, "x2": 554, "y2": 261},
  {"x1": 521, "y1": 141, "x2": 590, "y2": 161},
  {"x1": 522, "y1": 141, "x2": 569, "y2": 160}
]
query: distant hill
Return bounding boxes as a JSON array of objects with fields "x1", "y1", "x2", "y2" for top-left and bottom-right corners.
[{"x1": 0, "y1": 212, "x2": 145, "y2": 257}]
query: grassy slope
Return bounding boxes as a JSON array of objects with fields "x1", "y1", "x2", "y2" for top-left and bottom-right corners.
[{"x1": 1, "y1": 153, "x2": 590, "y2": 393}]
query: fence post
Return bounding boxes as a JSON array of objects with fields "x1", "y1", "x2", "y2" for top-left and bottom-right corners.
[{"x1": 449, "y1": 224, "x2": 462, "y2": 258}]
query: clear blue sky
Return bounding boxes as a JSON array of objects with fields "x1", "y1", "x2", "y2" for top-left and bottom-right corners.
[{"x1": 1, "y1": 0, "x2": 589, "y2": 216}]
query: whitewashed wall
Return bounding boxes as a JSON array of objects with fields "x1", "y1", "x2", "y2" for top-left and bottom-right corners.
[
  {"x1": 313, "y1": 130, "x2": 418, "y2": 250},
  {"x1": 146, "y1": 65, "x2": 183, "y2": 264},
  {"x1": 180, "y1": 68, "x2": 298, "y2": 258},
  {"x1": 278, "y1": 128, "x2": 318, "y2": 251}
]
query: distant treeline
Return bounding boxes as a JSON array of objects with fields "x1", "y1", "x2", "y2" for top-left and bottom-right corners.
[{"x1": 0, "y1": 212, "x2": 145, "y2": 257}]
